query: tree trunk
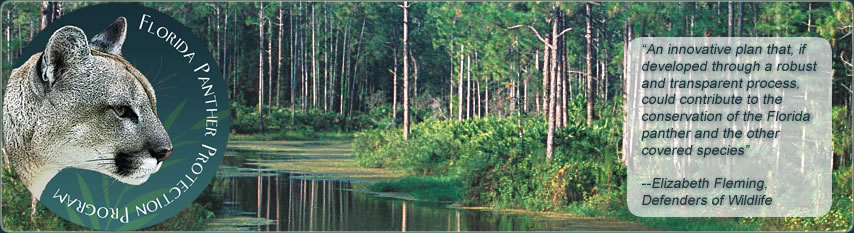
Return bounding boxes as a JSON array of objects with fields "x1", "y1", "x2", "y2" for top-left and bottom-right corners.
[
  {"x1": 476, "y1": 79, "x2": 481, "y2": 117},
  {"x1": 40, "y1": 2, "x2": 46, "y2": 30},
  {"x1": 233, "y1": 8, "x2": 240, "y2": 101},
  {"x1": 40, "y1": 2, "x2": 61, "y2": 30},
  {"x1": 534, "y1": 49, "x2": 538, "y2": 113},
  {"x1": 290, "y1": 4, "x2": 296, "y2": 124},
  {"x1": 562, "y1": 10, "x2": 570, "y2": 127},
  {"x1": 562, "y1": 71, "x2": 568, "y2": 126},
  {"x1": 277, "y1": 7, "x2": 283, "y2": 107},
  {"x1": 556, "y1": 45, "x2": 563, "y2": 127},
  {"x1": 324, "y1": 4, "x2": 329, "y2": 112},
  {"x1": 300, "y1": 3, "x2": 306, "y2": 111},
  {"x1": 541, "y1": 47, "x2": 549, "y2": 114},
  {"x1": 585, "y1": 3, "x2": 595, "y2": 126},
  {"x1": 401, "y1": 1, "x2": 411, "y2": 140},
  {"x1": 303, "y1": 5, "x2": 310, "y2": 112},
  {"x1": 546, "y1": 6, "x2": 559, "y2": 161},
  {"x1": 475, "y1": 52, "x2": 480, "y2": 117},
  {"x1": 599, "y1": 11, "x2": 608, "y2": 119},
  {"x1": 214, "y1": 5, "x2": 220, "y2": 77},
  {"x1": 411, "y1": 51, "x2": 418, "y2": 99},
  {"x1": 258, "y1": 3, "x2": 266, "y2": 132},
  {"x1": 339, "y1": 20, "x2": 350, "y2": 114},
  {"x1": 513, "y1": 69, "x2": 518, "y2": 116},
  {"x1": 449, "y1": 50, "x2": 454, "y2": 120},
  {"x1": 738, "y1": 2, "x2": 743, "y2": 36},
  {"x1": 485, "y1": 79, "x2": 489, "y2": 116},
  {"x1": 524, "y1": 67, "x2": 528, "y2": 114},
  {"x1": 466, "y1": 54, "x2": 472, "y2": 119},
  {"x1": 267, "y1": 19, "x2": 273, "y2": 112},
  {"x1": 392, "y1": 48, "x2": 398, "y2": 119},
  {"x1": 596, "y1": 7, "x2": 603, "y2": 102},
  {"x1": 458, "y1": 45, "x2": 464, "y2": 120},
  {"x1": 224, "y1": 4, "x2": 229, "y2": 96},
  {"x1": 555, "y1": 10, "x2": 564, "y2": 127},
  {"x1": 349, "y1": 17, "x2": 366, "y2": 116},
  {"x1": 5, "y1": 9, "x2": 9, "y2": 78},
  {"x1": 17, "y1": 21, "x2": 20, "y2": 57},
  {"x1": 621, "y1": 6, "x2": 632, "y2": 163},
  {"x1": 330, "y1": 18, "x2": 339, "y2": 114},
  {"x1": 311, "y1": 4, "x2": 317, "y2": 109},
  {"x1": 728, "y1": 1, "x2": 733, "y2": 37}
]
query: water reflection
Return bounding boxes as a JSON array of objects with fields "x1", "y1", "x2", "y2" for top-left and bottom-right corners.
[
  {"x1": 206, "y1": 147, "x2": 644, "y2": 231},
  {"x1": 219, "y1": 172, "x2": 478, "y2": 231}
]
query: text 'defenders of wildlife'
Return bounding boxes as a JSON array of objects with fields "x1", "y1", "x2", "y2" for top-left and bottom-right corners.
[{"x1": 624, "y1": 37, "x2": 831, "y2": 217}]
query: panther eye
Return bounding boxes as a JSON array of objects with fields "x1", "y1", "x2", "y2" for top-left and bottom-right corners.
[{"x1": 112, "y1": 105, "x2": 131, "y2": 118}]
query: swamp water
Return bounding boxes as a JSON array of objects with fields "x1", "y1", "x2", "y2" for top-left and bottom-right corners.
[{"x1": 203, "y1": 141, "x2": 649, "y2": 231}]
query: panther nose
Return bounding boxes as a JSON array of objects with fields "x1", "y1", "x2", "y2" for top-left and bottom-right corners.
[{"x1": 151, "y1": 147, "x2": 172, "y2": 162}]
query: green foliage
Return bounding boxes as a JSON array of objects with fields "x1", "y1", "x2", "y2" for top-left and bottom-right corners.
[
  {"x1": 1, "y1": 166, "x2": 89, "y2": 231},
  {"x1": 367, "y1": 176, "x2": 463, "y2": 202},
  {"x1": 355, "y1": 96, "x2": 852, "y2": 231},
  {"x1": 765, "y1": 167, "x2": 852, "y2": 231},
  {"x1": 230, "y1": 101, "x2": 440, "y2": 140},
  {"x1": 230, "y1": 102, "x2": 374, "y2": 135},
  {"x1": 355, "y1": 109, "x2": 625, "y2": 211},
  {"x1": 833, "y1": 106, "x2": 852, "y2": 168}
]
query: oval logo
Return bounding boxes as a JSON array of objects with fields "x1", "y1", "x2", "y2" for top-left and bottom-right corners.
[{"x1": 3, "y1": 3, "x2": 229, "y2": 230}]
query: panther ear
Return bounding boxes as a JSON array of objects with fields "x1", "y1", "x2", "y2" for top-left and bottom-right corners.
[
  {"x1": 32, "y1": 26, "x2": 90, "y2": 97},
  {"x1": 89, "y1": 17, "x2": 127, "y2": 55}
]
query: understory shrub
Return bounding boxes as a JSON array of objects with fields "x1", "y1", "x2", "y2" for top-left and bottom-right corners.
[
  {"x1": 231, "y1": 103, "x2": 374, "y2": 134},
  {"x1": 354, "y1": 107, "x2": 625, "y2": 211},
  {"x1": 354, "y1": 97, "x2": 852, "y2": 231}
]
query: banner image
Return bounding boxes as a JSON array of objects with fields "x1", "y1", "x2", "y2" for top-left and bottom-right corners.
[{"x1": 0, "y1": 1, "x2": 850, "y2": 232}]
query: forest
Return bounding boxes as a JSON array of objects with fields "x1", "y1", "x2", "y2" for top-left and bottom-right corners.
[{"x1": 0, "y1": 1, "x2": 852, "y2": 231}]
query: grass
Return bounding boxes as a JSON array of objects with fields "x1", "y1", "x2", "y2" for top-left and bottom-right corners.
[{"x1": 367, "y1": 176, "x2": 464, "y2": 203}]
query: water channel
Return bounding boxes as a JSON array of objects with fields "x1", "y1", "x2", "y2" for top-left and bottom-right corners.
[{"x1": 203, "y1": 141, "x2": 650, "y2": 231}]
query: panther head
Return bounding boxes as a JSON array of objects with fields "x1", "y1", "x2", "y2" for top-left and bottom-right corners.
[{"x1": 8, "y1": 17, "x2": 172, "y2": 198}]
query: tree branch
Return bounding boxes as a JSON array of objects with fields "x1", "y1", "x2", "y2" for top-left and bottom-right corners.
[
  {"x1": 841, "y1": 30, "x2": 852, "y2": 39},
  {"x1": 841, "y1": 83, "x2": 854, "y2": 94},
  {"x1": 557, "y1": 28, "x2": 573, "y2": 38},
  {"x1": 509, "y1": 24, "x2": 550, "y2": 48},
  {"x1": 841, "y1": 51, "x2": 853, "y2": 69}
]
